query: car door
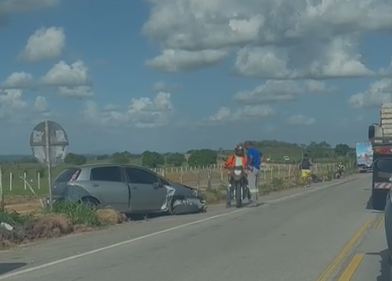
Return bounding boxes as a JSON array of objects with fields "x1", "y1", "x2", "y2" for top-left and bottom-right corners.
[
  {"x1": 124, "y1": 167, "x2": 167, "y2": 212},
  {"x1": 89, "y1": 166, "x2": 130, "y2": 212}
]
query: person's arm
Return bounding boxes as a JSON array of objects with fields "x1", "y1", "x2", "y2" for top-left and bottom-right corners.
[
  {"x1": 259, "y1": 152, "x2": 264, "y2": 163},
  {"x1": 224, "y1": 155, "x2": 233, "y2": 168},
  {"x1": 247, "y1": 152, "x2": 253, "y2": 167}
]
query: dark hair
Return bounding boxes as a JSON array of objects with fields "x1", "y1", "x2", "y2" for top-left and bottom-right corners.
[
  {"x1": 304, "y1": 153, "x2": 309, "y2": 158},
  {"x1": 244, "y1": 140, "x2": 253, "y2": 147}
]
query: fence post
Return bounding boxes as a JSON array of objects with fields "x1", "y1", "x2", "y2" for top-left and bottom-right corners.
[
  {"x1": 23, "y1": 172, "x2": 27, "y2": 190},
  {"x1": 220, "y1": 166, "x2": 224, "y2": 183},
  {"x1": 197, "y1": 169, "x2": 201, "y2": 189},
  {"x1": 207, "y1": 168, "x2": 212, "y2": 190},
  {"x1": 0, "y1": 166, "x2": 3, "y2": 211},
  {"x1": 180, "y1": 167, "x2": 184, "y2": 183},
  {"x1": 37, "y1": 172, "x2": 41, "y2": 189},
  {"x1": 9, "y1": 172, "x2": 12, "y2": 192}
]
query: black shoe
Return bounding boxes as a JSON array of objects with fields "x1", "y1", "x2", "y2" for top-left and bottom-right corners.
[{"x1": 226, "y1": 202, "x2": 231, "y2": 208}]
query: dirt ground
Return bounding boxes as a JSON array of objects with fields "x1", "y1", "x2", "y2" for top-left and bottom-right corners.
[{"x1": 3, "y1": 196, "x2": 42, "y2": 214}]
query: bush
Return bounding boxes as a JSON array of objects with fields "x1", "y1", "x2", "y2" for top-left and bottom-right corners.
[
  {"x1": 48, "y1": 201, "x2": 103, "y2": 226},
  {"x1": 0, "y1": 210, "x2": 31, "y2": 225}
]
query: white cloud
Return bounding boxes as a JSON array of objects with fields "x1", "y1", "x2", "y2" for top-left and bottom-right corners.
[
  {"x1": 0, "y1": 0, "x2": 59, "y2": 26},
  {"x1": 207, "y1": 105, "x2": 275, "y2": 124},
  {"x1": 234, "y1": 80, "x2": 331, "y2": 105},
  {"x1": 81, "y1": 91, "x2": 174, "y2": 128},
  {"x1": 40, "y1": 60, "x2": 91, "y2": 87},
  {"x1": 0, "y1": 89, "x2": 50, "y2": 121},
  {"x1": 1, "y1": 71, "x2": 33, "y2": 89},
  {"x1": 348, "y1": 78, "x2": 392, "y2": 109},
  {"x1": 145, "y1": 49, "x2": 227, "y2": 72},
  {"x1": 19, "y1": 26, "x2": 65, "y2": 62},
  {"x1": 152, "y1": 81, "x2": 180, "y2": 92},
  {"x1": 234, "y1": 37, "x2": 373, "y2": 79},
  {"x1": 380, "y1": 59, "x2": 392, "y2": 76},
  {"x1": 57, "y1": 86, "x2": 94, "y2": 98},
  {"x1": 287, "y1": 114, "x2": 315, "y2": 125},
  {"x1": 142, "y1": 0, "x2": 391, "y2": 78}
]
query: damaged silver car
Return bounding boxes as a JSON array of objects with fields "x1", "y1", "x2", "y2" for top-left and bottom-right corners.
[{"x1": 49, "y1": 164, "x2": 207, "y2": 215}]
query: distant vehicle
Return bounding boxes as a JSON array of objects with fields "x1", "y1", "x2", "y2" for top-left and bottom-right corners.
[
  {"x1": 49, "y1": 164, "x2": 206, "y2": 215},
  {"x1": 356, "y1": 141, "x2": 373, "y2": 173},
  {"x1": 370, "y1": 103, "x2": 392, "y2": 210}
]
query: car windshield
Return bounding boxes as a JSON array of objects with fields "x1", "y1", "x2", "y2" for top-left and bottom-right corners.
[{"x1": 54, "y1": 168, "x2": 81, "y2": 183}]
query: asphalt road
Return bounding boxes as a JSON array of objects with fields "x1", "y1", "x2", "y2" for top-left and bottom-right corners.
[{"x1": 0, "y1": 173, "x2": 387, "y2": 281}]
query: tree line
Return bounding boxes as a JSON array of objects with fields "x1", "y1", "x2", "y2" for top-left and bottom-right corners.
[
  {"x1": 0, "y1": 140, "x2": 354, "y2": 168},
  {"x1": 61, "y1": 141, "x2": 353, "y2": 167}
]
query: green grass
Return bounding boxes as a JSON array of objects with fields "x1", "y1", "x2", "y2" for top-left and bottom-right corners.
[
  {"x1": 46, "y1": 201, "x2": 103, "y2": 226},
  {"x1": 0, "y1": 210, "x2": 32, "y2": 225}
]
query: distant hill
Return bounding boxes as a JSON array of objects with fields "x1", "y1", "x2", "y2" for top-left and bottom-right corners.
[{"x1": 0, "y1": 155, "x2": 32, "y2": 161}]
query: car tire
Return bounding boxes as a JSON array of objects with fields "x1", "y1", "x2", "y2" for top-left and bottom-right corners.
[{"x1": 81, "y1": 197, "x2": 99, "y2": 210}]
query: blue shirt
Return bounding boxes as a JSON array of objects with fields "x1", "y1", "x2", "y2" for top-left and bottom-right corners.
[{"x1": 247, "y1": 147, "x2": 262, "y2": 169}]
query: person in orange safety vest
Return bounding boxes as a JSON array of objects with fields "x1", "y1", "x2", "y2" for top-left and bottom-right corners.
[{"x1": 224, "y1": 144, "x2": 248, "y2": 207}]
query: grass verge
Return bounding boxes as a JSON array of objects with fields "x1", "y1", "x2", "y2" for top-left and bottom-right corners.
[{"x1": 0, "y1": 201, "x2": 126, "y2": 250}]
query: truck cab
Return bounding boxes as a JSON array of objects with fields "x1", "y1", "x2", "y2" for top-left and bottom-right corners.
[{"x1": 371, "y1": 138, "x2": 392, "y2": 210}]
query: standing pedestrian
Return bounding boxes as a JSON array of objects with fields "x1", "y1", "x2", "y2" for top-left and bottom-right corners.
[{"x1": 244, "y1": 140, "x2": 262, "y2": 206}]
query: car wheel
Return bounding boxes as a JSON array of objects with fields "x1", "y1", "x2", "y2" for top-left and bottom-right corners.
[{"x1": 81, "y1": 197, "x2": 99, "y2": 210}]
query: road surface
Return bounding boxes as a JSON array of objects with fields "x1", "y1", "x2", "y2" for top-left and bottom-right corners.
[{"x1": 0, "y1": 173, "x2": 389, "y2": 281}]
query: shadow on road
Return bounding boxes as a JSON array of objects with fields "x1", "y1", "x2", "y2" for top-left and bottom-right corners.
[
  {"x1": 0, "y1": 262, "x2": 27, "y2": 276},
  {"x1": 367, "y1": 195, "x2": 373, "y2": 210},
  {"x1": 367, "y1": 249, "x2": 390, "y2": 281},
  {"x1": 366, "y1": 195, "x2": 386, "y2": 213}
]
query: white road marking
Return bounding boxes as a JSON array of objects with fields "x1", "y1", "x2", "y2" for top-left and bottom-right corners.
[{"x1": 0, "y1": 177, "x2": 359, "y2": 280}]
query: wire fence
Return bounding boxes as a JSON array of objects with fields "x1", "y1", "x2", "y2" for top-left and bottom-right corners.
[{"x1": 0, "y1": 162, "x2": 348, "y2": 196}]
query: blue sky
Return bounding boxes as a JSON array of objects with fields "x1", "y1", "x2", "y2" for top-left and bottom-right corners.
[{"x1": 0, "y1": 0, "x2": 392, "y2": 154}]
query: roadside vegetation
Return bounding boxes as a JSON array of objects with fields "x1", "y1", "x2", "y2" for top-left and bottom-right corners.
[
  {"x1": 0, "y1": 140, "x2": 356, "y2": 250},
  {"x1": 0, "y1": 202, "x2": 126, "y2": 250}
]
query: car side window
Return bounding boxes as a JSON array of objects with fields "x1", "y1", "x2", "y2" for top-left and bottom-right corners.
[
  {"x1": 90, "y1": 166, "x2": 123, "y2": 182},
  {"x1": 125, "y1": 168, "x2": 158, "y2": 184}
]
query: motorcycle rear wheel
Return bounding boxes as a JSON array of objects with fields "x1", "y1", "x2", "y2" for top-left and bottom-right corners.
[{"x1": 235, "y1": 182, "x2": 242, "y2": 208}]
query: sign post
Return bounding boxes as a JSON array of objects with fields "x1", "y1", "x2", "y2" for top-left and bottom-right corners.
[
  {"x1": 30, "y1": 120, "x2": 69, "y2": 211},
  {"x1": 44, "y1": 121, "x2": 53, "y2": 210}
]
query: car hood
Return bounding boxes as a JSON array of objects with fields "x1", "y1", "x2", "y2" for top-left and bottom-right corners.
[{"x1": 169, "y1": 182, "x2": 198, "y2": 197}]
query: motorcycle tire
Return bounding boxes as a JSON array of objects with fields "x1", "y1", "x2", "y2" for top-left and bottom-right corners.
[
  {"x1": 235, "y1": 182, "x2": 242, "y2": 208},
  {"x1": 334, "y1": 172, "x2": 341, "y2": 179}
]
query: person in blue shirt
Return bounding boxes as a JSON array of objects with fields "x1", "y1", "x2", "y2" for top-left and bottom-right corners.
[{"x1": 244, "y1": 140, "x2": 262, "y2": 206}]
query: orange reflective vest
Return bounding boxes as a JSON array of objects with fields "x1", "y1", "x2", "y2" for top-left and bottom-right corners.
[{"x1": 224, "y1": 155, "x2": 247, "y2": 173}]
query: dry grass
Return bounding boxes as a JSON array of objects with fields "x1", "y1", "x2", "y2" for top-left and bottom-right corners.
[
  {"x1": 96, "y1": 207, "x2": 126, "y2": 225},
  {"x1": 0, "y1": 214, "x2": 73, "y2": 250}
]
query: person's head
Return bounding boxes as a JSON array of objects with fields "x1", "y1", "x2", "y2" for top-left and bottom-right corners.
[
  {"x1": 304, "y1": 153, "x2": 309, "y2": 158},
  {"x1": 244, "y1": 140, "x2": 253, "y2": 150},
  {"x1": 234, "y1": 144, "x2": 245, "y2": 156}
]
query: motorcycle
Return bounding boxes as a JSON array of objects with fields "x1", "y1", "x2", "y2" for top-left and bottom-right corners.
[
  {"x1": 334, "y1": 165, "x2": 345, "y2": 179},
  {"x1": 229, "y1": 165, "x2": 248, "y2": 208}
]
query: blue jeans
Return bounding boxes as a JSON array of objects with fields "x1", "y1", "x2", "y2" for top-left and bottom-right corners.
[{"x1": 226, "y1": 184, "x2": 233, "y2": 204}]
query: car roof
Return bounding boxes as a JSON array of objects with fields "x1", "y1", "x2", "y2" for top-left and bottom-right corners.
[{"x1": 75, "y1": 163, "x2": 154, "y2": 171}]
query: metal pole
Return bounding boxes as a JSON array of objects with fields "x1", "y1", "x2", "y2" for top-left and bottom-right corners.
[
  {"x1": 45, "y1": 120, "x2": 53, "y2": 211},
  {"x1": 0, "y1": 166, "x2": 3, "y2": 211}
]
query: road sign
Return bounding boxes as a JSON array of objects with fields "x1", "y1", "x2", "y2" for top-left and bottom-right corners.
[
  {"x1": 30, "y1": 120, "x2": 69, "y2": 210},
  {"x1": 30, "y1": 120, "x2": 69, "y2": 166}
]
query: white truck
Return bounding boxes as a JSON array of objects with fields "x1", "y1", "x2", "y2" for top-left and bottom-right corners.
[
  {"x1": 368, "y1": 103, "x2": 392, "y2": 210},
  {"x1": 369, "y1": 103, "x2": 392, "y2": 140}
]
